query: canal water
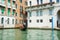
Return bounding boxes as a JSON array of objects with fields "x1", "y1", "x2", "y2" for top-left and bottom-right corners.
[{"x1": 0, "y1": 29, "x2": 60, "y2": 40}]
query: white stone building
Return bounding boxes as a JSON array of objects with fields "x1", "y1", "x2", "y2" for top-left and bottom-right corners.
[
  {"x1": 26, "y1": 0, "x2": 60, "y2": 28},
  {"x1": 0, "y1": 16, "x2": 15, "y2": 28}
]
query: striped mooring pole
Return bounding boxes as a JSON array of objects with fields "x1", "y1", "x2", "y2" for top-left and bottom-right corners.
[{"x1": 52, "y1": 17, "x2": 54, "y2": 40}]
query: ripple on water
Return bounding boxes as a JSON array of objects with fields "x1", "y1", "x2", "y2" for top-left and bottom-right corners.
[
  {"x1": 0, "y1": 29, "x2": 59, "y2": 40},
  {"x1": 27, "y1": 29, "x2": 59, "y2": 40}
]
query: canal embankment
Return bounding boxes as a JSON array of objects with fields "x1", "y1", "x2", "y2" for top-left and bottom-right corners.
[
  {"x1": 27, "y1": 27, "x2": 60, "y2": 30},
  {"x1": 0, "y1": 27, "x2": 60, "y2": 31}
]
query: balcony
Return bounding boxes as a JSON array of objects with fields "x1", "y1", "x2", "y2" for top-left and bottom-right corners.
[
  {"x1": 0, "y1": 1, "x2": 6, "y2": 7},
  {"x1": 13, "y1": 0, "x2": 16, "y2": 1},
  {"x1": 26, "y1": 2, "x2": 55, "y2": 11},
  {"x1": 0, "y1": 12, "x2": 5, "y2": 16}
]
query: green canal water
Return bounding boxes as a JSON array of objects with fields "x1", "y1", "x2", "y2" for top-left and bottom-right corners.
[{"x1": 0, "y1": 29, "x2": 60, "y2": 40}]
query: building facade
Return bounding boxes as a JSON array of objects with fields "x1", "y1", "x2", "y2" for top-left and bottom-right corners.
[
  {"x1": 0, "y1": 0, "x2": 27, "y2": 28},
  {"x1": 15, "y1": 0, "x2": 27, "y2": 28},
  {"x1": 26, "y1": 0, "x2": 60, "y2": 28}
]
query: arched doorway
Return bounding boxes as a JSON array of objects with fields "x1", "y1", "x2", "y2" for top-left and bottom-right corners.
[
  {"x1": 57, "y1": 10, "x2": 60, "y2": 28},
  {"x1": 1, "y1": 17, "x2": 4, "y2": 24},
  {"x1": 7, "y1": 18, "x2": 9, "y2": 24}
]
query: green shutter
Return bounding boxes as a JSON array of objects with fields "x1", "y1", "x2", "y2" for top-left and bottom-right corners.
[
  {"x1": 12, "y1": 11, "x2": 15, "y2": 15},
  {"x1": 8, "y1": 9, "x2": 10, "y2": 15},
  {"x1": 8, "y1": 0, "x2": 10, "y2": 3},
  {"x1": 8, "y1": 0, "x2": 10, "y2": 5},
  {"x1": 1, "y1": 8, "x2": 5, "y2": 14},
  {"x1": 12, "y1": 2, "x2": 15, "y2": 5}
]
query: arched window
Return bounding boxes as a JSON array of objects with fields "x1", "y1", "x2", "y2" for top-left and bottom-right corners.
[
  {"x1": 1, "y1": 17, "x2": 4, "y2": 24},
  {"x1": 12, "y1": 19, "x2": 14, "y2": 24},
  {"x1": 15, "y1": 19, "x2": 17, "y2": 24},
  {"x1": 7, "y1": 18, "x2": 9, "y2": 24}
]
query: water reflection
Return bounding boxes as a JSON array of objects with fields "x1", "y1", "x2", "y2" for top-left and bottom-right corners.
[
  {"x1": 27, "y1": 29, "x2": 58, "y2": 40},
  {"x1": 0, "y1": 29, "x2": 27, "y2": 40},
  {"x1": 0, "y1": 29, "x2": 60, "y2": 40},
  {"x1": 15, "y1": 29, "x2": 27, "y2": 40},
  {"x1": 0, "y1": 29, "x2": 15, "y2": 40},
  {"x1": 0, "y1": 30, "x2": 3, "y2": 40},
  {"x1": 57, "y1": 30, "x2": 60, "y2": 40}
]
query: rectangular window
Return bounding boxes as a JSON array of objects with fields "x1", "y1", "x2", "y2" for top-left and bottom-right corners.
[
  {"x1": 29, "y1": 1, "x2": 32, "y2": 6},
  {"x1": 40, "y1": 10, "x2": 43, "y2": 16},
  {"x1": 12, "y1": 19, "x2": 14, "y2": 24},
  {"x1": 41, "y1": 0, "x2": 43, "y2": 4},
  {"x1": 49, "y1": 9, "x2": 52, "y2": 15},
  {"x1": 25, "y1": 1, "x2": 27, "y2": 5},
  {"x1": 16, "y1": 4, "x2": 17, "y2": 8},
  {"x1": 15, "y1": 13, "x2": 17, "y2": 16},
  {"x1": 37, "y1": 0, "x2": 39, "y2": 5},
  {"x1": 20, "y1": 13, "x2": 23, "y2": 18},
  {"x1": 20, "y1": 0, "x2": 22, "y2": 3},
  {"x1": 8, "y1": 8, "x2": 10, "y2": 15},
  {"x1": 56, "y1": 0, "x2": 59, "y2": 3},
  {"x1": 20, "y1": 6, "x2": 23, "y2": 12},
  {"x1": 29, "y1": 11, "x2": 32, "y2": 17},
  {"x1": 36, "y1": 10, "x2": 39, "y2": 16}
]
